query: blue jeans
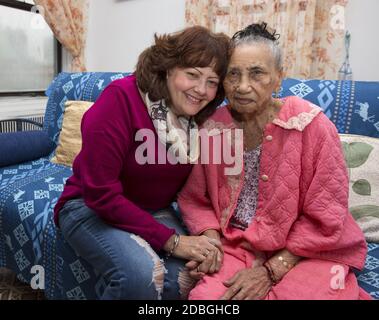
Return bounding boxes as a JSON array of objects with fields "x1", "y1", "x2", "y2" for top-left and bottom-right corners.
[{"x1": 58, "y1": 198, "x2": 194, "y2": 300}]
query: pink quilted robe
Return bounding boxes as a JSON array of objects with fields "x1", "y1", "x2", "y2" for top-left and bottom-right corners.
[{"x1": 178, "y1": 96, "x2": 371, "y2": 300}]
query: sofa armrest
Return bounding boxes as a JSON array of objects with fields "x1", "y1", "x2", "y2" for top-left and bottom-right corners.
[{"x1": 0, "y1": 129, "x2": 55, "y2": 167}]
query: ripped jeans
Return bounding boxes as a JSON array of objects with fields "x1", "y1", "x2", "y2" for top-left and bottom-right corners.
[{"x1": 58, "y1": 198, "x2": 194, "y2": 300}]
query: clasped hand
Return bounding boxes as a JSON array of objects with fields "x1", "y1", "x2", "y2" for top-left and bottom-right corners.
[
  {"x1": 172, "y1": 235, "x2": 223, "y2": 270},
  {"x1": 183, "y1": 230, "x2": 224, "y2": 279},
  {"x1": 185, "y1": 245, "x2": 223, "y2": 279}
]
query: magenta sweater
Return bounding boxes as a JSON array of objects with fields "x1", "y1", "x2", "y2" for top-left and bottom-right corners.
[{"x1": 54, "y1": 75, "x2": 192, "y2": 251}]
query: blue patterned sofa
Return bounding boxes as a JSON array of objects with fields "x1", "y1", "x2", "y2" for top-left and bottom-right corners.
[{"x1": 0, "y1": 72, "x2": 378, "y2": 299}]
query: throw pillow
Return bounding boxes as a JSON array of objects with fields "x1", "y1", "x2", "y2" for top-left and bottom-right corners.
[
  {"x1": 51, "y1": 100, "x2": 94, "y2": 167},
  {"x1": 0, "y1": 130, "x2": 54, "y2": 167},
  {"x1": 340, "y1": 134, "x2": 379, "y2": 242}
]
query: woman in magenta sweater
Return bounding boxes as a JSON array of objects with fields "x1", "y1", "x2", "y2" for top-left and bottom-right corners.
[{"x1": 54, "y1": 26, "x2": 228, "y2": 299}]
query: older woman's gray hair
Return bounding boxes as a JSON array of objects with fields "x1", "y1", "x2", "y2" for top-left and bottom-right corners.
[{"x1": 231, "y1": 22, "x2": 283, "y2": 71}]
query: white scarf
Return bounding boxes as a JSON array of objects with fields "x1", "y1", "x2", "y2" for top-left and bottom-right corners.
[{"x1": 144, "y1": 94, "x2": 200, "y2": 164}]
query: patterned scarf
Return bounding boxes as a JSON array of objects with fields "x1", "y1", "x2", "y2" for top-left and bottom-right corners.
[{"x1": 144, "y1": 93, "x2": 200, "y2": 164}]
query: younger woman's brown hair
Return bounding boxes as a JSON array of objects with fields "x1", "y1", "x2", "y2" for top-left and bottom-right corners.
[{"x1": 135, "y1": 26, "x2": 230, "y2": 125}]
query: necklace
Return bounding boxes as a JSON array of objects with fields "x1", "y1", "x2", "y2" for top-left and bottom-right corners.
[
  {"x1": 243, "y1": 128, "x2": 264, "y2": 152},
  {"x1": 233, "y1": 98, "x2": 283, "y2": 152}
]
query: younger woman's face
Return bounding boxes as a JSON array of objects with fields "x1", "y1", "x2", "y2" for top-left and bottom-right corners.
[{"x1": 166, "y1": 66, "x2": 220, "y2": 117}]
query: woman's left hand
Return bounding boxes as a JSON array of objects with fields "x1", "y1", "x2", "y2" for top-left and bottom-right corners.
[{"x1": 220, "y1": 266, "x2": 272, "y2": 300}]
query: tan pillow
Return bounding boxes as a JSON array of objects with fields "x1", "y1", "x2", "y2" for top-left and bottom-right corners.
[
  {"x1": 340, "y1": 134, "x2": 379, "y2": 242},
  {"x1": 51, "y1": 100, "x2": 94, "y2": 167}
]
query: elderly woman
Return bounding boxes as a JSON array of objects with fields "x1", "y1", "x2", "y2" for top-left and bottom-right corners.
[
  {"x1": 54, "y1": 26, "x2": 228, "y2": 300},
  {"x1": 178, "y1": 23, "x2": 371, "y2": 300}
]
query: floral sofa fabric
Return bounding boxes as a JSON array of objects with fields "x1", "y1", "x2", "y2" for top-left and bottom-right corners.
[{"x1": 0, "y1": 72, "x2": 378, "y2": 299}]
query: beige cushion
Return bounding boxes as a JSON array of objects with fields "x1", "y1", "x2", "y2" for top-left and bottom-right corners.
[
  {"x1": 51, "y1": 100, "x2": 94, "y2": 167},
  {"x1": 340, "y1": 134, "x2": 379, "y2": 242}
]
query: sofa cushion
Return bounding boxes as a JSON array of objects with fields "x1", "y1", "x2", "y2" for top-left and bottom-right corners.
[
  {"x1": 355, "y1": 243, "x2": 379, "y2": 299},
  {"x1": 0, "y1": 158, "x2": 105, "y2": 299},
  {"x1": 0, "y1": 130, "x2": 55, "y2": 168},
  {"x1": 44, "y1": 72, "x2": 131, "y2": 146},
  {"x1": 51, "y1": 101, "x2": 94, "y2": 167},
  {"x1": 340, "y1": 134, "x2": 379, "y2": 242},
  {"x1": 281, "y1": 79, "x2": 379, "y2": 138}
]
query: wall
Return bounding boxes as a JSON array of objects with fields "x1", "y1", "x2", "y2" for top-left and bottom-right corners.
[
  {"x1": 85, "y1": 0, "x2": 186, "y2": 73},
  {"x1": 346, "y1": 0, "x2": 379, "y2": 81},
  {"x1": 84, "y1": 0, "x2": 378, "y2": 80}
]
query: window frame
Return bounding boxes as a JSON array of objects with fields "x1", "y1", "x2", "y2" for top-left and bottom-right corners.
[{"x1": 0, "y1": 0, "x2": 62, "y2": 97}]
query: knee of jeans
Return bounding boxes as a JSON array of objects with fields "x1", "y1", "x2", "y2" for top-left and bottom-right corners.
[
  {"x1": 130, "y1": 234, "x2": 166, "y2": 300},
  {"x1": 108, "y1": 272, "x2": 130, "y2": 299},
  {"x1": 107, "y1": 266, "x2": 160, "y2": 300}
]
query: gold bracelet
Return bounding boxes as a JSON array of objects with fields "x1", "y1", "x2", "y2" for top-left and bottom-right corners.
[
  {"x1": 166, "y1": 234, "x2": 180, "y2": 257},
  {"x1": 263, "y1": 261, "x2": 279, "y2": 285},
  {"x1": 277, "y1": 255, "x2": 293, "y2": 269}
]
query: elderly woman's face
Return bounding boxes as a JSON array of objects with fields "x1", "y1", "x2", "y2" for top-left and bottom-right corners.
[
  {"x1": 166, "y1": 66, "x2": 220, "y2": 117},
  {"x1": 224, "y1": 44, "x2": 282, "y2": 115}
]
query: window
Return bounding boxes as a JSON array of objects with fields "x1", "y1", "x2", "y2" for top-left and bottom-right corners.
[{"x1": 0, "y1": 0, "x2": 62, "y2": 96}]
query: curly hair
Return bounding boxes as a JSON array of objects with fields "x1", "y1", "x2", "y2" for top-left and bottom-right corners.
[
  {"x1": 135, "y1": 26, "x2": 230, "y2": 125},
  {"x1": 232, "y1": 21, "x2": 280, "y2": 42},
  {"x1": 231, "y1": 22, "x2": 283, "y2": 71}
]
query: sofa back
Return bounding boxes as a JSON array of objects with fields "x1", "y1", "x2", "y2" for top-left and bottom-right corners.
[
  {"x1": 280, "y1": 78, "x2": 379, "y2": 138},
  {"x1": 44, "y1": 72, "x2": 379, "y2": 145},
  {"x1": 44, "y1": 72, "x2": 130, "y2": 145}
]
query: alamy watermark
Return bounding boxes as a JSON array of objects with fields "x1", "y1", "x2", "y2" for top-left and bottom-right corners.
[
  {"x1": 30, "y1": 5, "x2": 47, "y2": 30},
  {"x1": 28, "y1": 264, "x2": 348, "y2": 293},
  {"x1": 135, "y1": 128, "x2": 244, "y2": 176},
  {"x1": 330, "y1": 5, "x2": 346, "y2": 30},
  {"x1": 30, "y1": 265, "x2": 45, "y2": 290},
  {"x1": 330, "y1": 265, "x2": 345, "y2": 290}
]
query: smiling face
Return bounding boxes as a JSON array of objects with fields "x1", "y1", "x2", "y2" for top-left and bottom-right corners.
[
  {"x1": 166, "y1": 66, "x2": 220, "y2": 117},
  {"x1": 224, "y1": 43, "x2": 283, "y2": 116}
]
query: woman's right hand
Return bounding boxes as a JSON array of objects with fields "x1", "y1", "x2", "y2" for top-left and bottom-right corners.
[
  {"x1": 184, "y1": 229, "x2": 224, "y2": 278},
  {"x1": 164, "y1": 234, "x2": 222, "y2": 262},
  {"x1": 198, "y1": 229, "x2": 223, "y2": 273}
]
